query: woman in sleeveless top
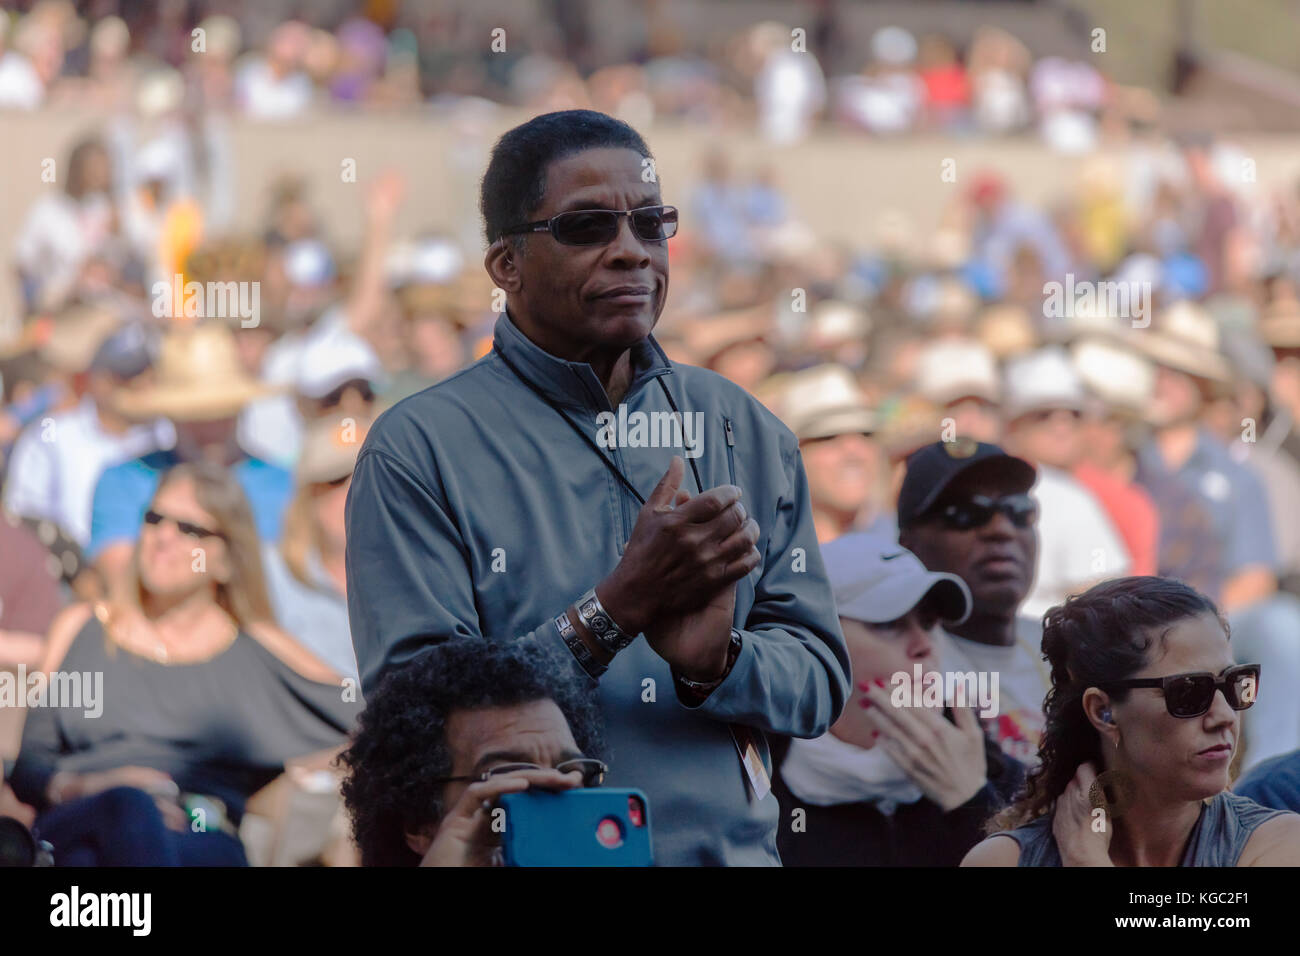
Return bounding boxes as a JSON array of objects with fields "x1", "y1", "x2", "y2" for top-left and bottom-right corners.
[
  {"x1": 9, "y1": 461, "x2": 359, "y2": 865},
  {"x1": 962, "y1": 576, "x2": 1300, "y2": 866}
]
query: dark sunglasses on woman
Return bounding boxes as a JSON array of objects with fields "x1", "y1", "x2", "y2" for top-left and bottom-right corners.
[
  {"x1": 320, "y1": 379, "x2": 375, "y2": 410},
  {"x1": 143, "y1": 510, "x2": 226, "y2": 541},
  {"x1": 933, "y1": 492, "x2": 1039, "y2": 531},
  {"x1": 500, "y1": 205, "x2": 678, "y2": 246},
  {"x1": 1098, "y1": 663, "x2": 1260, "y2": 719}
]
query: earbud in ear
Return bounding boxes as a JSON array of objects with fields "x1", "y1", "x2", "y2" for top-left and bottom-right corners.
[{"x1": 1101, "y1": 708, "x2": 1113, "y2": 724}]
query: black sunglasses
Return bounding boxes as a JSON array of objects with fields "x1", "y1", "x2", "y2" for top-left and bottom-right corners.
[
  {"x1": 319, "y1": 379, "x2": 375, "y2": 410},
  {"x1": 500, "y1": 205, "x2": 678, "y2": 246},
  {"x1": 1097, "y1": 664, "x2": 1260, "y2": 719},
  {"x1": 932, "y1": 493, "x2": 1038, "y2": 531},
  {"x1": 143, "y1": 509, "x2": 226, "y2": 541},
  {"x1": 433, "y1": 758, "x2": 608, "y2": 788}
]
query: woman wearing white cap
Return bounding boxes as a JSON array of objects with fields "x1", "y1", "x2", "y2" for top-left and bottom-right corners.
[{"x1": 773, "y1": 530, "x2": 1024, "y2": 865}]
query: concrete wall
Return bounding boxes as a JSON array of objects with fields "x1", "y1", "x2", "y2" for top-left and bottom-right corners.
[{"x1": 6, "y1": 107, "x2": 1300, "y2": 334}]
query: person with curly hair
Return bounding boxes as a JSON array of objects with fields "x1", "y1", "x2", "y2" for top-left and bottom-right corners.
[
  {"x1": 962, "y1": 576, "x2": 1300, "y2": 866},
  {"x1": 339, "y1": 638, "x2": 606, "y2": 866}
]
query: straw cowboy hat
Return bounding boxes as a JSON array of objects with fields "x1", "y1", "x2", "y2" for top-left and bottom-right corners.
[
  {"x1": 773, "y1": 363, "x2": 877, "y2": 441},
  {"x1": 684, "y1": 306, "x2": 773, "y2": 363},
  {"x1": 1, "y1": 303, "x2": 124, "y2": 368},
  {"x1": 1001, "y1": 346, "x2": 1086, "y2": 422},
  {"x1": 914, "y1": 337, "x2": 1001, "y2": 406},
  {"x1": 808, "y1": 300, "x2": 872, "y2": 351},
  {"x1": 1071, "y1": 336, "x2": 1155, "y2": 415},
  {"x1": 114, "y1": 322, "x2": 280, "y2": 422},
  {"x1": 1131, "y1": 300, "x2": 1231, "y2": 383}
]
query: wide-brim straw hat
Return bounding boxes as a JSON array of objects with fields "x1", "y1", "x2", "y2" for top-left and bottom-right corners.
[
  {"x1": 772, "y1": 363, "x2": 877, "y2": 441},
  {"x1": 914, "y1": 337, "x2": 1001, "y2": 405},
  {"x1": 1130, "y1": 300, "x2": 1231, "y2": 383},
  {"x1": 684, "y1": 306, "x2": 773, "y2": 363},
  {"x1": 114, "y1": 322, "x2": 281, "y2": 422},
  {"x1": 1001, "y1": 346, "x2": 1087, "y2": 421},
  {"x1": 1070, "y1": 335, "x2": 1155, "y2": 414},
  {"x1": 0, "y1": 306, "x2": 123, "y2": 373}
]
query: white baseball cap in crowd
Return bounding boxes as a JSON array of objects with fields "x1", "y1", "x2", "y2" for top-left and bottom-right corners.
[
  {"x1": 821, "y1": 530, "x2": 971, "y2": 626},
  {"x1": 283, "y1": 239, "x2": 336, "y2": 289},
  {"x1": 295, "y1": 324, "x2": 386, "y2": 399}
]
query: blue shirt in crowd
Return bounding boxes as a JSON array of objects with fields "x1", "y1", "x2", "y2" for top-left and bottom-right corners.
[
  {"x1": 1235, "y1": 752, "x2": 1300, "y2": 813},
  {"x1": 1136, "y1": 429, "x2": 1277, "y2": 584},
  {"x1": 87, "y1": 450, "x2": 292, "y2": 560}
]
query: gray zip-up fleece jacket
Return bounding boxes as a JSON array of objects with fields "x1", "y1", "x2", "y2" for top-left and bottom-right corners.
[{"x1": 345, "y1": 312, "x2": 850, "y2": 865}]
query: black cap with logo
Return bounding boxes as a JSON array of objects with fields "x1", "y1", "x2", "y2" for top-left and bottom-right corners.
[{"x1": 897, "y1": 438, "x2": 1037, "y2": 528}]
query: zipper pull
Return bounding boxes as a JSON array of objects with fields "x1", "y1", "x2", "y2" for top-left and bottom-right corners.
[{"x1": 724, "y1": 418, "x2": 735, "y2": 446}]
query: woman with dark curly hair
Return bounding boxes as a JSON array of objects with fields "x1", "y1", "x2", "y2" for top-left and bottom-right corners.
[
  {"x1": 963, "y1": 576, "x2": 1300, "y2": 866},
  {"x1": 339, "y1": 638, "x2": 606, "y2": 866}
]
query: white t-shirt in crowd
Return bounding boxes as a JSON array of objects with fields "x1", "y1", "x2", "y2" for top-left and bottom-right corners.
[
  {"x1": 935, "y1": 617, "x2": 1050, "y2": 767},
  {"x1": 14, "y1": 192, "x2": 115, "y2": 307},
  {"x1": 0, "y1": 51, "x2": 44, "y2": 109},
  {"x1": 235, "y1": 59, "x2": 313, "y2": 120},
  {"x1": 1021, "y1": 464, "x2": 1130, "y2": 621},
  {"x1": 3, "y1": 397, "x2": 169, "y2": 547}
]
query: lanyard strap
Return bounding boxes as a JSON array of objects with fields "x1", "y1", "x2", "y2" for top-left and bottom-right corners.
[{"x1": 493, "y1": 345, "x2": 704, "y2": 505}]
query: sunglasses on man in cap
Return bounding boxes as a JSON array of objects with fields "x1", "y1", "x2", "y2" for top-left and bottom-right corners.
[
  {"x1": 927, "y1": 492, "x2": 1039, "y2": 531},
  {"x1": 897, "y1": 439, "x2": 1037, "y2": 529}
]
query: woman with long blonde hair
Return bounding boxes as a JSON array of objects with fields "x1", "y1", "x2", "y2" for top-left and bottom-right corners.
[
  {"x1": 262, "y1": 414, "x2": 369, "y2": 679},
  {"x1": 9, "y1": 461, "x2": 357, "y2": 865}
]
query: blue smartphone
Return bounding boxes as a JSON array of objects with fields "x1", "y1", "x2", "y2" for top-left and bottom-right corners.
[{"x1": 499, "y1": 789, "x2": 653, "y2": 867}]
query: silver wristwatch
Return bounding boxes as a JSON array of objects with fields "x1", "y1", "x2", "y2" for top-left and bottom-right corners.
[{"x1": 575, "y1": 588, "x2": 636, "y2": 654}]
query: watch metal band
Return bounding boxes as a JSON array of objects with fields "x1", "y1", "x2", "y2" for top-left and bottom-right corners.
[
  {"x1": 575, "y1": 588, "x2": 636, "y2": 654},
  {"x1": 555, "y1": 611, "x2": 606, "y2": 679}
]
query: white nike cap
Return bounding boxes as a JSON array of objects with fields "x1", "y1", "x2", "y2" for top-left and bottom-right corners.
[{"x1": 821, "y1": 530, "x2": 972, "y2": 626}]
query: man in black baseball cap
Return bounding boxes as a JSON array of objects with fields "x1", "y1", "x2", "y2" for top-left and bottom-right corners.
[{"x1": 898, "y1": 438, "x2": 1048, "y2": 764}]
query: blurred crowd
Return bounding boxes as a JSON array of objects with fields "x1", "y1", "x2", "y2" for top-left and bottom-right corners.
[
  {"x1": 4, "y1": 0, "x2": 1300, "y2": 867},
  {"x1": 0, "y1": 0, "x2": 1153, "y2": 148}
]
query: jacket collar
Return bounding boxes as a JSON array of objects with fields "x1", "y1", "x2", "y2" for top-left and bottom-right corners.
[{"x1": 491, "y1": 310, "x2": 674, "y2": 410}]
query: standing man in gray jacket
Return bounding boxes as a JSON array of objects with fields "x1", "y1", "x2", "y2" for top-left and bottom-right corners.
[{"x1": 345, "y1": 109, "x2": 850, "y2": 865}]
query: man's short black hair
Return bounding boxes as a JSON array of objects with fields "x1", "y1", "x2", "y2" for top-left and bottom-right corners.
[
  {"x1": 479, "y1": 109, "x2": 653, "y2": 247},
  {"x1": 338, "y1": 638, "x2": 604, "y2": 866}
]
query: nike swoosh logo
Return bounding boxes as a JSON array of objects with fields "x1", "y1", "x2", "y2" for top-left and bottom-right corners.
[{"x1": 881, "y1": 551, "x2": 906, "y2": 560}]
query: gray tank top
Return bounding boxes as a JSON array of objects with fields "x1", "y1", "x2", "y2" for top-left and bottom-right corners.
[{"x1": 1001, "y1": 791, "x2": 1287, "y2": 866}]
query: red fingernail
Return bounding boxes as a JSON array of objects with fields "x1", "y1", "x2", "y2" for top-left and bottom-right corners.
[
  {"x1": 871, "y1": 730, "x2": 880, "y2": 738},
  {"x1": 857, "y1": 681, "x2": 873, "y2": 692},
  {"x1": 859, "y1": 698, "x2": 872, "y2": 708},
  {"x1": 874, "y1": 678, "x2": 886, "y2": 688}
]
